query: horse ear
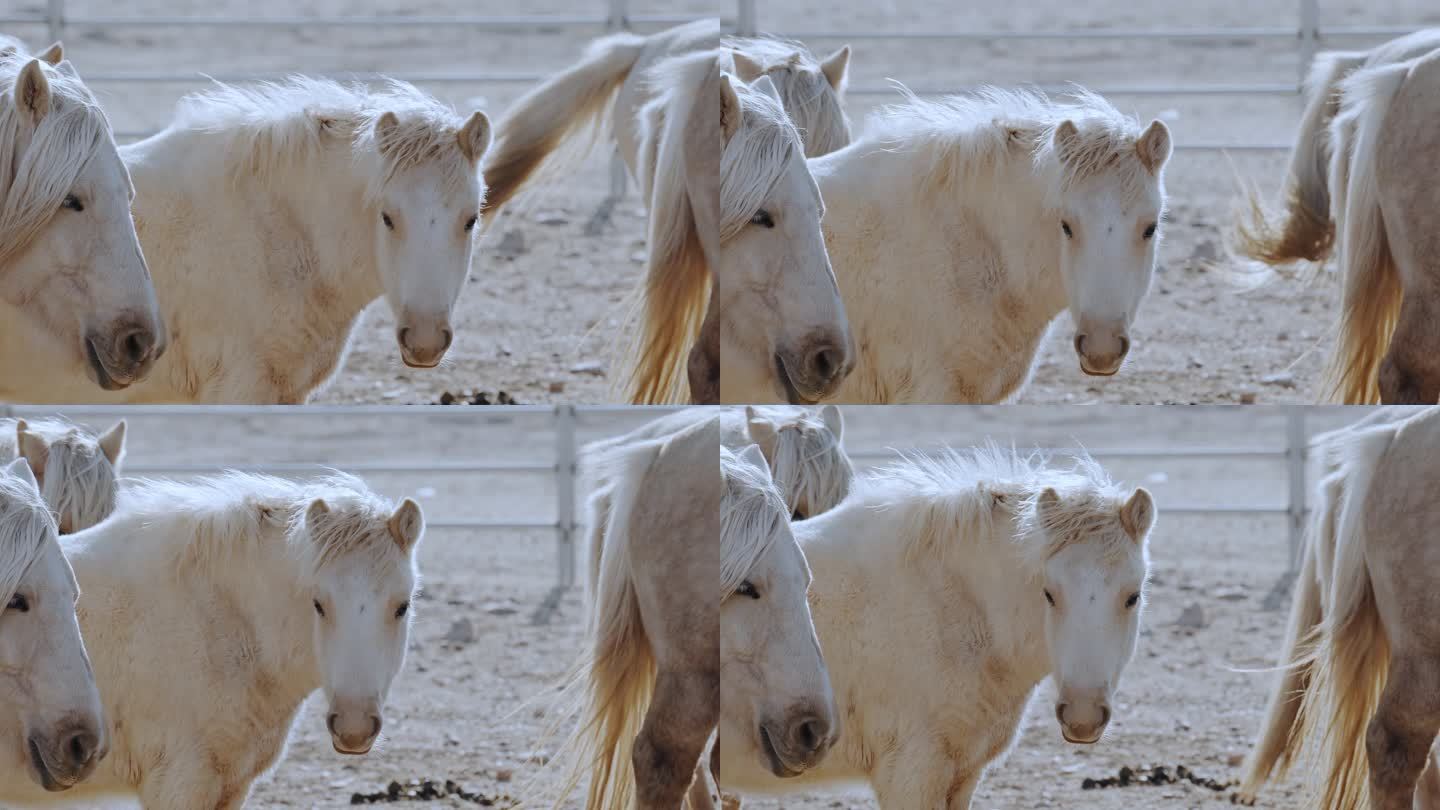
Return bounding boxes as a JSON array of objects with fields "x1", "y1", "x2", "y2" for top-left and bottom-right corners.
[
  {"x1": 98, "y1": 420, "x2": 126, "y2": 466},
  {"x1": 820, "y1": 44, "x2": 851, "y2": 93},
  {"x1": 1052, "y1": 119, "x2": 1080, "y2": 161},
  {"x1": 15, "y1": 59, "x2": 52, "y2": 124},
  {"x1": 1036, "y1": 487, "x2": 1061, "y2": 520},
  {"x1": 16, "y1": 426, "x2": 48, "y2": 481},
  {"x1": 819, "y1": 404, "x2": 844, "y2": 441},
  {"x1": 305, "y1": 498, "x2": 330, "y2": 531},
  {"x1": 745, "y1": 408, "x2": 778, "y2": 460},
  {"x1": 731, "y1": 50, "x2": 765, "y2": 82},
  {"x1": 3, "y1": 457, "x2": 36, "y2": 490},
  {"x1": 387, "y1": 498, "x2": 424, "y2": 553},
  {"x1": 751, "y1": 74, "x2": 782, "y2": 105},
  {"x1": 1135, "y1": 119, "x2": 1172, "y2": 174},
  {"x1": 738, "y1": 444, "x2": 771, "y2": 482},
  {"x1": 720, "y1": 72, "x2": 743, "y2": 141},
  {"x1": 1119, "y1": 487, "x2": 1155, "y2": 542},
  {"x1": 373, "y1": 111, "x2": 400, "y2": 149},
  {"x1": 37, "y1": 41, "x2": 63, "y2": 66},
  {"x1": 456, "y1": 110, "x2": 491, "y2": 163}
]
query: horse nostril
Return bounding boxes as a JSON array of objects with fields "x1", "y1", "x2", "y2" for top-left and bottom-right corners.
[
  {"x1": 1117, "y1": 335, "x2": 1130, "y2": 358},
  {"x1": 370, "y1": 714, "x2": 383, "y2": 739},
  {"x1": 439, "y1": 328, "x2": 453, "y2": 353},
  {"x1": 327, "y1": 713, "x2": 340, "y2": 737},
  {"x1": 1073, "y1": 335, "x2": 1087, "y2": 356},
  {"x1": 118, "y1": 328, "x2": 154, "y2": 365},
  {"x1": 63, "y1": 730, "x2": 98, "y2": 768},
  {"x1": 1055, "y1": 703, "x2": 1068, "y2": 727},
  {"x1": 397, "y1": 328, "x2": 411, "y2": 348},
  {"x1": 1099, "y1": 705, "x2": 1111, "y2": 728},
  {"x1": 809, "y1": 346, "x2": 839, "y2": 382},
  {"x1": 792, "y1": 715, "x2": 828, "y2": 754}
]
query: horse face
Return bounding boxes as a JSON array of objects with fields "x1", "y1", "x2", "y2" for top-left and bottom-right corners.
[
  {"x1": 1039, "y1": 490, "x2": 1153, "y2": 745},
  {"x1": 5, "y1": 127, "x2": 165, "y2": 391},
  {"x1": 308, "y1": 511, "x2": 420, "y2": 757},
  {"x1": 371, "y1": 149, "x2": 483, "y2": 370},
  {"x1": 719, "y1": 75, "x2": 852, "y2": 404},
  {"x1": 721, "y1": 524, "x2": 838, "y2": 779},
  {"x1": 1054, "y1": 124, "x2": 1169, "y2": 378},
  {"x1": 0, "y1": 481, "x2": 106, "y2": 791}
]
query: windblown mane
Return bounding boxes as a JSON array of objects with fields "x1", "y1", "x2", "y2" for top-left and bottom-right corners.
[
  {"x1": 0, "y1": 464, "x2": 53, "y2": 606},
  {"x1": 721, "y1": 444, "x2": 789, "y2": 600},
  {"x1": 101, "y1": 471, "x2": 407, "y2": 576},
  {"x1": 170, "y1": 77, "x2": 476, "y2": 204},
  {"x1": 861, "y1": 445, "x2": 1134, "y2": 565},
  {"x1": 0, "y1": 57, "x2": 114, "y2": 266},
  {"x1": 0, "y1": 418, "x2": 120, "y2": 532},
  {"x1": 865, "y1": 86, "x2": 1157, "y2": 207},
  {"x1": 721, "y1": 35, "x2": 851, "y2": 155}
]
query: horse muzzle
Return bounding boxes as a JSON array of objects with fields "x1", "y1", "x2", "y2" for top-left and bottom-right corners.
[
  {"x1": 85, "y1": 318, "x2": 164, "y2": 390},
  {"x1": 759, "y1": 708, "x2": 836, "y2": 778},
  {"x1": 1056, "y1": 700, "x2": 1111, "y2": 745},
  {"x1": 26, "y1": 722, "x2": 105, "y2": 792},
  {"x1": 1073, "y1": 330, "x2": 1130, "y2": 377},
  {"x1": 774, "y1": 337, "x2": 851, "y2": 404},
  {"x1": 396, "y1": 320, "x2": 453, "y2": 369},
  {"x1": 328, "y1": 708, "x2": 382, "y2": 756}
]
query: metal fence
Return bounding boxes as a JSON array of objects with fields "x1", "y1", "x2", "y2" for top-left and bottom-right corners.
[{"x1": 729, "y1": 0, "x2": 1427, "y2": 151}]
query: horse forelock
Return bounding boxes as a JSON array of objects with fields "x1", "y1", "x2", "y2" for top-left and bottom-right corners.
[
  {"x1": 859, "y1": 445, "x2": 1134, "y2": 569},
  {"x1": 0, "y1": 469, "x2": 54, "y2": 606},
  {"x1": 722, "y1": 35, "x2": 851, "y2": 156},
  {"x1": 0, "y1": 58, "x2": 113, "y2": 267},
  {"x1": 769, "y1": 414, "x2": 853, "y2": 516},
  {"x1": 865, "y1": 86, "x2": 1157, "y2": 208},
  {"x1": 719, "y1": 57, "x2": 806, "y2": 243},
  {"x1": 721, "y1": 445, "x2": 789, "y2": 599},
  {"x1": 174, "y1": 77, "x2": 477, "y2": 206}
]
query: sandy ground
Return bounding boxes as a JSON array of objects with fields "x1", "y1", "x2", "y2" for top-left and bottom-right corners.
[
  {"x1": 1, "y1": 1, "x2": 1435, "y2": 404},
  {"x1": 733, "y1": 404, "x2": 1380, "y2": 810}
]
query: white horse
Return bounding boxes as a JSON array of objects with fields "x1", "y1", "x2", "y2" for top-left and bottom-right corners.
[
  {"x1": 720, "y1": 443, "x2": 838, "y2": 787},
  {"x1": 721, "y1": 447, "x2": 1156, "y2": 807},
  {"x1": 726, "y1": 88, "x2": 1172, "y2": 403},
  {"x1": 0, "y1": 45, "x2": 165, "y2": 395},
  {"x1": 0, "y1": 457, "x2": 107, "y2": 796},
  {"x1": 720, "y1": 36, "x2": 851, "y2": 158},
  {"x1": 549, "y1": 415, "x2": 718, "y2": 808},
  {"x1": 0, "y1": 77, "x2": 491, "y2": 403},
  {"x1": 482, "y1": 23, "x2": 851, "y2": 404},
  {"x1": 0, "y1": 472, "x2": 424, "y2": 808},
  {"x1": 0, "y1": 417, "x2": 125, "y2": 533},
  {"x1": 1234, "y1": 31, "x2": 1440, "y2": 404}
]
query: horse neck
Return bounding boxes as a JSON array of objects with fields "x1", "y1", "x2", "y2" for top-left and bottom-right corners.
[
  {"x1": 799, "y1": 491, "x2": 1052, "y2": 678},
  {"x1": 127, "y1": 127, "x2": 386, "y2": 313},
  {"x1": 814, "y1": 137, "x2": 1069, "y2": 364}
]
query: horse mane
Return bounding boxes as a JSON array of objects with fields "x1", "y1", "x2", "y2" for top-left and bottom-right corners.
[
  {"x1": 170, "y1": 76, "x2": 476, "y2": 204},
  {"x1": 0, "y1": 417, "x2": 119, "y2": 532},
  {"x1": 763, "y1": 410, "x2": 853, "y2": 516},
  {"x1": 0, "y1": 57, "x2": 113, "y2": 267},
  {"x1": 865, "y1": 86, "x2": 1156, "y2": 207},
  {"x1": 721, "y1": 35, "x2": 851, "y2": 156},
  {"x1": 0, "y1": 465, "x2": 54, "y2": 606},
  {"x1": 721, "y1": 444, "x2": 789, "y2": 599},
  {"x1": 107, "y1": 471, "x2": 407, "y2": 577},
  {"x1": 860, "y1": 445, "x2": 1134, "y2": 566},
  {"x1": 622, "y1": 50, "x2": 722, "y2": 403}
]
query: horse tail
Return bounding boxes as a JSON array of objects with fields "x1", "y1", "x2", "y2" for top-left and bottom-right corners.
[
  {"x1": 621, "y1": 52, "x2": 717, "y2": 405},
  {"x1": 481, "y1": 31, "x2": 647, "y2": 215},
  {"x1": 549, "y1": 438, "x2": 660, "y2": 809},
  {"x1": 1232, "y1": 51, "x2": 1366, "y2": 268},
  {"x1": 1236, "y1": 471, "x2": 1336, "y2": 800},
  {"x1": 1323, "y1": 60, "x2": 1409, "y2": 404},
  {"x1": 1295, "y1": 423, "x2": 1396, "y2": 810}
]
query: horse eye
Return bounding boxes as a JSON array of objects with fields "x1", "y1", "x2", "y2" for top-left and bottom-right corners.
[
  {"x1": 1043, "y1": 589, "x2": 1055, "y2": 607},
  {"x1": 313, "y1": 599, "x2": 326, "y2": 617},
  {"x1": 6, "y1": 594, "x2": 29, "y2": 613},
  {"x1": 1060, "y1": 221, "x2": 1073, "y2": 238},
  {"x1": 464, "y1": 215, "x2": 479, "y2": 232},
  {"x1": 736, "y1": 581, "x2": 761, "y2": 600},
  {"x1": 381, "y1": 212, "x2": 395, "y2": 230},
  {"x1": 1125, "y1": 592, "x2": 1141, "y2": 609},
  {"x1": 61, "y1": 194, "x2": 84, "y2": 212},
  {"x1": 1142, "y1": 223, "x2": 1157, "y2": 240},
  {"x1": 750, "y1": 210, "x2": 774, "y2": 228},
  {"x1": 395, "y1": 601, "x2": 410, "y2": 619}
]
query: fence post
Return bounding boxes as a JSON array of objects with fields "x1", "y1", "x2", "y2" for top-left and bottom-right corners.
[
  {"x1": 1297, "y1": 0, "x2": 1319, "y2": 88},
  {"x1": 606, "y1": 0, "x2": 628, "y2": 31},
  {"x1": 1286, "y1": 407, "x2": 1307, "y2": 574},
  {"x1": 45, "y1": 0, "x2": 64, "y2": 43},
  {"x1": 735, "y1": 0, "x2": 757, "y2": 36}
]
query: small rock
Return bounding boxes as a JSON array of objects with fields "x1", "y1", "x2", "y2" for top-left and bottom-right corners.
[
  {"x1": 534, "y1": 211, "x2": 569, "y2": 226},
  {"x1": 630, "y1": 250, "x2": 647, "y2": 264},
  {"x1": 1174, "y1": 603, "x2": 1207, "y2": 629},
  {"x1": 1190, "y1": 239, "x2": 1219, "y2": 263},
  {"x1": 1227, "y1": 753, "x2": 1246, "y2": 768},
  {"x1": 1238, "y1": 391, "x2": 1258, "y2": 405},
  {"x1": 548, "y1": 381, "x2": 566, "y2": 394},
  {"x1": 570, "y1": 361, "x2": 606, "y2": 376},
  {"x1": 494, "y1": 768, "x2": 513, "y2": 783},
  {"x1": 444, "y1": 618, "x2": 476, "y2": 645},
  {"x1": 1260, "y1": 371, "x2": 1296, "y2": 388},
  {"x1": 492, "y1": 229, "x2": 526, "y2": 259}
]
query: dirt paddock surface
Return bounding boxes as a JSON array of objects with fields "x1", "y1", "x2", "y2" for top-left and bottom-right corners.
[{"x1": 2, "y1": 1, "x2": 1435, "y2": 404}]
